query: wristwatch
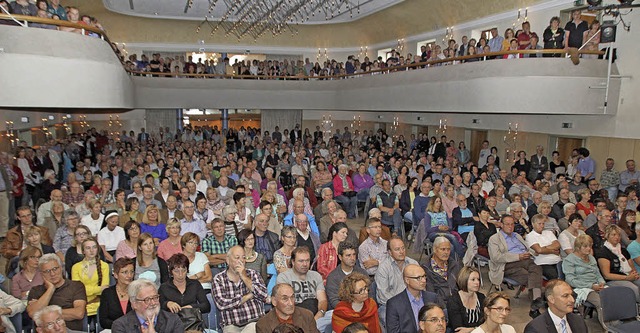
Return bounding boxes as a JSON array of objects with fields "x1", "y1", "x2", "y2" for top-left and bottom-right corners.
[{"x1": 319, "y1": 309, "x2": 326, "y2": 315}]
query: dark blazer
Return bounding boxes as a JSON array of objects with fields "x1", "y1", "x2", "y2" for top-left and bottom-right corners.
[
  {"x1": 447, "y1": 291, "x2": 485, "y2": 330},
  {"x1": 109, "y1": 171, "x2": 131, "y2": 191},
  {"x1": 386, "y1": 289, "x2": 444, "y2": 333},
  {"x1": 111, "y1": 308, "x2": 184, "y2": 333},
  {"x1": 400, "y1": 188, "x2": 419, "y2": 216},
  {"x1": 524, "y1": 311, "x2": 588, "y2": 333},
  {"x1": 99, "y1": 285, "x2": 133, "y2": 329},
  {"x1": 159, "y1": 208, "x2": 184, "y2": 223}
]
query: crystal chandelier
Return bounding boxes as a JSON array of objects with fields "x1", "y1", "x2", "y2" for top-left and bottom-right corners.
[{"x1": 197, "y1": 0, "x2": 361, "y2": 40}]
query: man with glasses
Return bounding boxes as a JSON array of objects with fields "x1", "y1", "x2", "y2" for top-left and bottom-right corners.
[
  {"x1": 256, "y1": 283, "x2": 319, "y2": 333},
  {"x1": 33, "y1": 305, "x2": 67, "y2": 333},
  {"x1": 2, "y1": 206, "x2": 52, "y2": 269},
  {"x1": 212, "y1": 245, "x2": 267, "y2": 333},
  {"x1": 112, "y1": 279, "x2": 183, "y2": 333},
  {"x1": 375, "y1": 236, "x2": 418, "y2": 329},
  {"x1": 417, "y1": 304, "x2": 447, "y2": 333},
  {"x1": 358, "y1": 217, "x2": 388, "y2": 276},
  {"x1": 27, "y1": 254, "x2": 87, "y2": 332},
  {"x1": 386, "y1": 264, "x2": 442, "y2": 333}
]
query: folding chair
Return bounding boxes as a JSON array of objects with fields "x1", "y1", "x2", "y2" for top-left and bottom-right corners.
[{"x1": 600, "y1": 286, "x2": 640, "y2": 332}]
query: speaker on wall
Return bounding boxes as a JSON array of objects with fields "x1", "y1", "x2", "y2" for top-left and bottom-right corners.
[{"x1": 601, "y1": 21, "x2": 617, "y2": 43}]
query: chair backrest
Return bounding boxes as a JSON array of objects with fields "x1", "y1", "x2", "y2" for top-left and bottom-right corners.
[{"x1": 600, "y1": 286, "x2": 638, "y2": 321}]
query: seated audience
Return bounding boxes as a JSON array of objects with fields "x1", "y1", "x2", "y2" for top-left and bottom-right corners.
[
  {"x1": 202, "y1": 218, "x2": 237, "y2": 275},
  {"x1": 358, "y1": 217, "x2": 389, "y2": 276},
  {"x1": 526, "y1": 214, "x2": 562, "y2": 280},
  {"x1": 326, "y1": 242, "x2": 369, "y2": 309},
  {"x1": 97, "y1": 210, "x2": 125, "y2": 263},
  {"x1": 418, "y1": 304, "x2": 448, "y2": 333},
  {"x1": 140, "y1": 204, "x2": 167, "y2": 245},
  {"x1": 237, "y1": 228, "x2": 268, "y2": 283},
  {"x1": 274, "y1": 226, "x2": 298, "y2": 274},
  {"x1": 159, "y1": 253, "x2": 210, "y2": 317},
  {"x1": 317, "y1": 222, "x2": 350, "y2": 281},
  {"x1": 64, "y1": 225, "x2": 104, "y2": 278},
  {"x1": 52, "y1": 210, "x2": 80, "y2": 263},
  {"x1": 524, "y1": 279, "x2": 588, "y2": 332},
  {"x1": 253, "y1": 213, "x2": 280, "y2": 263},
  {"x1": 11, "y1": 246, "x2": 44, "y2": 300},
  {"x1": 156, "y1": 218, "x2": 182, "y2": 261},
  {"x1": 332, "y1": 272, "x2": 382, "y2": 333},
  {"x1": 470, "y1": 292, "x2": 516, "y2": 333},
  {"x1": 98, "y1": 257, "x2": 135, "y2": 330},
  {"x1": 595, "y1": 224, "x2": 640, "y2": 302},
  {"x1": 558, "y1": 213, "x2": 585, "y2": 257},
  {"x1": 71, "y1": 237, "x2": 109, "y2": 330}
]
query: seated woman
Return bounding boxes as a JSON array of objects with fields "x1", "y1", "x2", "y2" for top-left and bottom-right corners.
[
  {"x1": 447, "y1": 266, "x2": 486, "y2": 333},
  {"x1": 120, "y1": 197, "x2": 143, "y2": 226},
  {"x1": 576, "y1": 188, "x2": 596, "y2": 220},
  {"x1": 526, "y1": 214, "x2": 562, "y2": 280},
  {"x1": 11, "y1": 246, "x2": 44, "y2": 300},
  {"x1": 134, "y1": 232, "x2": 169, "y2": 288},
  {"x1": 98, "y1": 257, "x2": 135, "y2": 330},
  {"x1": 595, "y1": 225, "x2": 640, "y2": 302},
  {"x1": 181, "y1": 232, "x2": 213, "y2": 292},
  {"x1": 557, "y1": 203, "x2": 576, "y2": 231},
  {"x1": 470, "y1": 292, "x2": 516, "y2": 333},
  {"x1": 332, "y1": 272, "x2": 381, "y2": 333},
  {"x1": 115, "y1": 220, "x2": 141, "y2": 260},
  {"x1": 537, "y1": 200, "x2": 560, "y2": 235},
  {"x1": 562, "y1": 234, "x2": 607, "y2": 329},
  {"x1": 415, "y1": 196, "x2": 465, "y2": 258},
  {"x1": 424, "y1": 236, "x2": 462, "y2": 299},
  {"x1": 157, "y1": 218, "x2": 183, "y2": 261},
  {"x1": 53, "y1": 210, "x2": 80, "y2": 264},
  {"x1": 81, "y1": 199, "x2": 104, "y2": 236},
  {"x1": 24, "y1": 225, "x2": 55, "y2": 256},
  {"x1": 287, "y1": 188, "x2": 313, "y2": 216},
  {"x1": 206, "y1": 186, "x2": 226, "y2": 216},
  {"x1": 273, "y1": 226, "x2": 298, "y2": 274},
  {"x1": 237, "y1": 229, "x2": 267, "y2": 283},
  {"x1": 558, "y1": 213, "x2": 585, "y2": 258},
  {"x1": 97, "y1": 210, "x2": 125, "y2": 264},
  {"x1": 317, "y1": 222, "x2": 350, "y2": 281},
  {"x1": 140, "y1": 204, "x2": 167, "y2": 245},
  {"x1": 474, "y1": 207, "x2": 498, "y2": 258},
  {"x1": 65, "y1": 225, "x2": 105, "y2": 278},
  {"x1": 159, "y1": 253, "x2": 211, "y2": 316},
  {"x1": 71, "y1": 237, "x2": 109, "y2": 331}
]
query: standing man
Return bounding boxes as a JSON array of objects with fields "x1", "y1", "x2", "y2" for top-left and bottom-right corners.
[
  {"x1": 529, "y1": 145, "x2": 548, "y2": 182},
  {"x1": 600, "y1": 158, "x2": 620, "y2": 202},
  {"x1": 212, "y1": 246, "x2": 268, "y2": 333},
  {"x1": 111, "y1": 279, "x2": 183, "y2": 333},
  {"x1": 0, "y1": 152, "x2": 13, "y2": 239},
  {"x1": 524, "y1": 279, "x2": 588, "y2": 332},
  {"x1": 619, "y1": 159, "x2": 640, "y2": 194}
]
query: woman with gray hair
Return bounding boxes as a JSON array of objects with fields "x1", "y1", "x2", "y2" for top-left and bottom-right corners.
[
  {"x1": 53, "y1": 210, "x2": 80, "y2": 263},
  {"x1": 557, "y1": 202, "x2": 577, "y2": 231},
  {"x1": 288, "y1": 187, "x2": 313, "y2": 215}
]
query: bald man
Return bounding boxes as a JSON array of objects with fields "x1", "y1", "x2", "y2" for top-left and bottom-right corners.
[{"x1": 36, "y1": 190, "x2": 69, "y2": 227}]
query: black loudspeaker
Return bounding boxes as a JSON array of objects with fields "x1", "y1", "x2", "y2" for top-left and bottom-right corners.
[{"x1": 601, "y1": 21, "x2": 617, "y2": 43}]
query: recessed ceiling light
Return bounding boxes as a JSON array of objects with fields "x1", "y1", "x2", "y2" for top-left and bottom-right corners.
[{"x1": 154, "y1": 12, "x2": 158, "y2": 15}]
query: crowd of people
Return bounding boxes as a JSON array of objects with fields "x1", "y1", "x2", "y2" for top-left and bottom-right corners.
[{"x1": 0, "y1": 121, "x2": 638, "y2": 333}]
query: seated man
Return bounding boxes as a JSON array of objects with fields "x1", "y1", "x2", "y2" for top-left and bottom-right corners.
[
  {"x1": 359, "y1": 217, "x2": 389, "y2": 276},
  {"x1": 524, "y1": 279, "x2": 588, "y2": 333},
  {"x1": 2, "y1": 206, "x2": 52, "y2": 265},
  {"x1": 111, "y1": 279, "x2": 183, "y2": 333},
  {"x1": 256, "y1": 283, "x2": 320, "y2": 333},
  {"x1": 253, "y1": 213, "x2": 281, "y2": 263},
  {"x1": 423, "y1": 237, "x2": 461, "y2": 300},
  {"x1": 319, "y1": 209, "x2": 359, "y2": 246},
  {"x1": 36, "y1": 190, "x2": 69, "y2": 227},
  {"x1": 358, "y1": 208, "x2": 392, "y2": 244},
  {"x1": 326, "y1": 242, "x2": 369, "y2": 309},
  {"x1": 333, "y1": 164, "x2": 358, "y2": 219},
  {"x1": 375, "y1": 237, "x2": 418, "y2": 327},
  {"x1": 377, "y1": 179, "x2": 403, "y2": 237},
  {"x1": 284, "y1": 199, "x2": 319, "y2": 235},
  {"x1": 293, "y1": 214, "x2": 320, "y2": 263},
  {"x1": 287, "y1": 176, "x2": 318, "y2": 208},
  {"x1": 202, "y1": 218, "x2": 238, "y2": 275},
  {"x1": 212, "y1": 246, "x2": 268, "y2": 332},
  {"x1": 27, "y1": 254, "x2": 87, "y2": 332},
  {"x1": 386, "y1": 264, "x2": 444, "y2": 333},
  {"x1": 276, "y1": 246, "x2": 332, "y2": 333},
  {"x1": 488, "y1": 215, "x2": 544, "y2": 318},
  {"x1": 179, "y1": 200, "x2": 208, "y2": 241}
]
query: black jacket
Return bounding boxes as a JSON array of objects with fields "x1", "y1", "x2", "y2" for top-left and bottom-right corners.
[
  {"x1": 524, "y1": 311, "x2": 588, "y2": 333},
  {"x1": 159, "y1": 277, "x2": 211, "y2": 313},
  {"x1": 447, "y1": 291, "x2": 486, "y2": 330},
  {"x1": 111, "y1": 308, "x2": 184, "y2": 333},
  {"x1": 99, "y1": 285, "x2": 133, "y2": 329}
]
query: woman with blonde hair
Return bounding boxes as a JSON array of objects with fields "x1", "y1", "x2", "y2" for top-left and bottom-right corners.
[
  {"x1": 157, "y1": 218, "x2": 183, "y2": 260},
  {"x1": 140, "y1": 204, "x2": 167, "y2": 245},
  {"x1": 23, "y1": 225, "x2": 55, "y2": 255},
  {"x1": 537, "y1": 200, "x2": 560, "y2": 235}
]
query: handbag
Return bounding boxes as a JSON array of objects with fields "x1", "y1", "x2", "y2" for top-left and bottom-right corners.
[
  {"x1": 177, "y1": 307, "x2": 203, "y2": 332},
  {"x1": 343, "y1": 191, "x2": 357, "y2": 198}
]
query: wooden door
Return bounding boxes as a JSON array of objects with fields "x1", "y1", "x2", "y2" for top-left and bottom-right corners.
[
  {"x1": 470, "y1": 130, "x2": 488, "y2": 166},
  {"x1": 556, "y1": 137, "x2": 584, "y2": 161}
]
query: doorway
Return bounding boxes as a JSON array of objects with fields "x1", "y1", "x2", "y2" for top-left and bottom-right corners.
[
  {"x1": 555, "y1": 137, "x2": 584, "y2": 161},
  {"x1": 470, "y1": 130, "x2": 488, "y2": 165}
]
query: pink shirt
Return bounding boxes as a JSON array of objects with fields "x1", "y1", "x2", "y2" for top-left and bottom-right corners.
[{"x1": 157, "y1": 239, "x2": 183, "y2": 261}]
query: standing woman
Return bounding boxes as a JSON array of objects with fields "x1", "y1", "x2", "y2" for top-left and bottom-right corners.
[
  {"x1": 543, "y1": 16, "x2": 566, "y2": 57},
  {"x1": 470, "y1": 292, "x2": 516, "y2": 333},
  {"x1": 115, "y1": 220, "x2": 140, "y2": 260},
  {"x1": 71, "y1": 237, "x2": 110, "y2": 332},
  {"x1": 549, "y1": 151, "x2": 566, "y2": 176},
  {"x1": 157, "y1": 218, "x2": 183, "y2": 261},
  {"x1": 134, "y1": 232, "x2": 169, "y2": 287},
  {"x1": 447, "y1": 266, "x2": 486, "y2": 333},
  {"x1": 446, "y1": 140, "x2": 459, "y2": 165},
  {"x1": 317, "y1": 222, "x2": 349, "y2": 281},
  {"x1": 98, "y1": 257, "x2": 135, "y2": 330},
  {"x1": 457, "y1": 142, "x2": 471, "y2": 165}
]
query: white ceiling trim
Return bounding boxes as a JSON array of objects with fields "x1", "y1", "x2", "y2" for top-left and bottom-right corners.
[
  {"x1": 119, "y1": 0, "x2": 575, "y2": 55},
  {"x1": 102, "y1": 0, "x2": 405, "y2": 25}
]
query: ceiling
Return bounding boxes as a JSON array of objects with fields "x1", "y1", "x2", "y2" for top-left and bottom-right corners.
[{"x1": 102, "y1": 0, "x2": 405, "y2": 24}]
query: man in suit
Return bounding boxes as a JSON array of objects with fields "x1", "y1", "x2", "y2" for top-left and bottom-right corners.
[
  {"x1": 112, "y1": 279, "x2": 183, "y2": 333},
  {"x1": 159, "y1": 195, "x2": 184, "y2": 222},
  {"x1": 524, "y1": 279, "x2": 588, "y2": 332},
  {"x1": 386, "y1": 264, "x2": 444, "y2": 333},
  {"x1": 108, "y1": 164, "x2": 130, "y2": 193},
  {"x1": 136, "y1": 128, "x2": 150, "y2": 143},
  {"x1": 289, "y1": 124, "x2": 302, "y2": 143}
]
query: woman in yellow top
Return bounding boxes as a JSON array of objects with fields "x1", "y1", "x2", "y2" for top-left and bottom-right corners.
[{"x1": 71, "y1": 236, "x2": 109, "y2": 331}]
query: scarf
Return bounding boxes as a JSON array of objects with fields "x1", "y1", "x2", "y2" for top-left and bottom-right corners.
[
  {"x1": 604, "y1": 241, "x2": 632, "y2": 274},
  {"x1": 332, "y1": 298, "x2": 382, "y2": 333}
]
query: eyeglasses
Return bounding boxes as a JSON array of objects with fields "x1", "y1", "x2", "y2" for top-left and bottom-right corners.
[
  {"x1": 75, "y1": 232, "x2": 88, "y2": 237},
  {"x1": 353, "y1": 286, "x2": 369, "y2": 295},
  {"x1": 421, "y1": 317, "x2": 446, "y2": 324},
  {"x1": 184, "y1": 206, "x2": 195, "y2": 209},
  {"x1": 489, "y1": 307, "x2": 512, "y2": 313},
  {"x1": 42, "y1": 266, "x2": 60, "y2": 275},
  {"x1": 186, "y1": 241, "x2": 199, "y2": 245},
  {"x1": 135, "y1": 295, "x2": 160, "y2": 305},
  {"x1": 43, "y1": 318, "x2": 65, "y2": 330},
  {"x1": 406, "y1": 275, "x2": 427, "y2": 280}
]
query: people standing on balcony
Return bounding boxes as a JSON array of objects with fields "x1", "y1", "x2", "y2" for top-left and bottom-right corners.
[
  {"x1": 543, "y1": 16, "x2": 566, "y2": 57},
  {"x1": 565, "y1": 9, "x2": 590, "y2": 49}
]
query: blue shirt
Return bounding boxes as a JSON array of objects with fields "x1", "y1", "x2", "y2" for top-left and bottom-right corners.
[
  {"x1": 488, "y1": 36, "x2": 505, "y2": 52},
  {"x1": 628, "y1": 241, "x2": 640, "y2": 272},
  {"x1": 501, "y1": 230, "x2": 527, "y2": 254},
  {"x1": 407, "y1": 289, "x2": 425, "y2": 330},
  {"x1": 283, "y1": 212, "x2": 319, "y2": 235},
  {"x1": 577, "y1": 156, "x2": 596, "y2": 180}
]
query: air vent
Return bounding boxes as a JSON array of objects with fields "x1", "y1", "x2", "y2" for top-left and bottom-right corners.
[
  {"x1": 562, "y1": 122, "x2": 573, "y2": 129},
  {"x1": 417, "y1": 117, "x2": 423, "y2": 121},
  {"x1": 472, "y1": 119, "x2": 480, "y2": 124}
]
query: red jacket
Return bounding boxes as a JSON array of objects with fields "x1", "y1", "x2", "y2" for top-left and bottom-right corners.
[{"x1": 333, "y1": 174, "x2": 354, "y2": 197}]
